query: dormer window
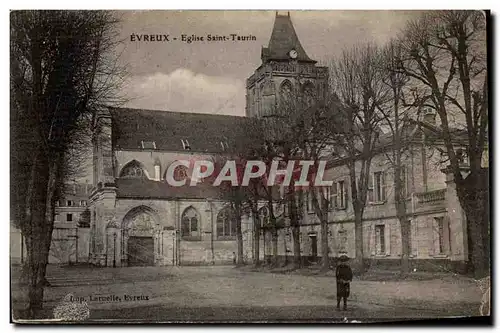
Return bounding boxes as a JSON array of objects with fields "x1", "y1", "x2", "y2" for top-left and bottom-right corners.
[
  {"x1": 141, "y1": 140, "x2": 156, "y2": 149},
  {"x1": 220, "y1": 141, "x2": 229, "y2": 151},
  {"x1": 181, "y1": 139, "x2": 191, "y2": 150}
]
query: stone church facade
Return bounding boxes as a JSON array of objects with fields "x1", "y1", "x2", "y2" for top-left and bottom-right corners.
[{"x1": 87, "y1": 13, "x2": 472, "y2": 271}]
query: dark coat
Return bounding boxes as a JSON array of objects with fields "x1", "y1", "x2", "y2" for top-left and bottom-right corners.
[{"x1": 336, "y1": 263, "x2": 353, "y2": 298}]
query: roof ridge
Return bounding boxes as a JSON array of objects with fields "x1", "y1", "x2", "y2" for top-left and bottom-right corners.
[{"x1": 110, "y1": 107, "x2": 247, "y2": 119}]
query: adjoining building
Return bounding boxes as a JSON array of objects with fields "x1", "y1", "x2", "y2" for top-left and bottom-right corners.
[{"x1": 11, "y1": 182, "x2": 93, "y2": 265}]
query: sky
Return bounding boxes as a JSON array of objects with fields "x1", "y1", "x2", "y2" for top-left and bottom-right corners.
[{"x1": 117, "y1": 10, "x2": 420, "y2": 116}]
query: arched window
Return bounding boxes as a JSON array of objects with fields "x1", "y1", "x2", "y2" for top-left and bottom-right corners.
[
  {"x1": 120, "y1": 160, "x2": 148, "y2": 179},
  {"x1": 216, "y1": 207, "x2": 237, "y2": 239},
  {"x1": 165, "y1": 164, "x2": 189, "y2": 182},
  {"x1": 279, "y1": 80, "x2": 293, "y2": 111},
  {"x1": 258, "y1": 206, "x2": 270, "y2": 228},
  {"x1": 181, "y1": 207, "x2": 200, "y2": 240}
]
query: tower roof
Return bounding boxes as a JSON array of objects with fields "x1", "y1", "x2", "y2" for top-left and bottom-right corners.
[{"x1": 262, "y1": 13, "x2": 315, "y2": 63}]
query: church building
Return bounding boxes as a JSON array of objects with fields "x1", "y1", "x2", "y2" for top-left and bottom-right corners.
[
  {"x1": 88, "y1": 12, "x2": 471, "y2": 272},
  {"x1": 88, "y1": 12, "x2": 330, "y2": 267}
]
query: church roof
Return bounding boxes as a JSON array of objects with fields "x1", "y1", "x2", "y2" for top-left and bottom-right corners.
[
  {"x1": 115, "y1": 178, "x2": 280, "y2": 201},
  {"x1": 115, "y1": 178, "x2": 228, "y2": 200},
  {"x1": 262, "y1": 13, "x2": 315, "y2": 63},
  {"x1": 109, "y1": 108, "x2": 261, "y2": 153}
]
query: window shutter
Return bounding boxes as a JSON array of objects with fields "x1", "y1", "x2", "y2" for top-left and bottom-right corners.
[
  {"x1": 444, "y1": 216, "x2": 451, "y2": 255},
  {"x1": 381, "y1": 171, "x2": 387, "y2": 201},
  {"x1": 370, "y1": 224, "x2": 376, "y2": 256},
  {"x1": 430, "y1": 218, "x2": 438, "y2": 256},
  {"x1": 400, "y1": 166, "x2": 406, "y2": 198},
  {"x1": 385, "y1": 223, "x2": 391, "y2": 255},
  {"x1": 326, "y1": 187, "x2": 332, "y2": 211},
  {"x1": 316, "y1": 188, "x2": 322, "y2": 210},
  {"x1": 410, "y1": 220, "x2": 418, "y2": 256},
  {"x1": 342, "y1": 182, "x2": 348, "y2": 209},
  {"x1": 405, "y1": 166, "x2": 411, "y2": 198},
  {"x1": 332, "y1": 183, "x2": 338, "y2": 209},
  {"x1": 368, "y1": 173, "x2": 374, "y2": 202}
]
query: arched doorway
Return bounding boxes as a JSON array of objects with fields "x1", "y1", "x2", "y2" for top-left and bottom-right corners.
[{"x1": 122, "y1": 206, "x2": 157, "y2": 266}]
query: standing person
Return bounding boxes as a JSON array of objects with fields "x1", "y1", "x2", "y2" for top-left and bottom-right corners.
[{"x1": 336, "y1": 254, "x2": 353, "y2": 310}]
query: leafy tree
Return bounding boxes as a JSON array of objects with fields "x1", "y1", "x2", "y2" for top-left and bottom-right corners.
[{"x1": 10, "y1": 10, "x2": 125, "y2": 317}]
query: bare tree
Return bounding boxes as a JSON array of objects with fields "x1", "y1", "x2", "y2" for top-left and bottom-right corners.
[
  {"x1": 258, "y1": 118, "x2": 289, "y2": 267},
  {"x1": 397, "y1": 11, "x2": 488, "y2": 277},
  {"x1": 328, "y1": 44, "x2": 389, "y2": 273},
  {"x1": 378, "y1": 39, "x2": 414, "y2": 274},
  {"x1": 260, "y1": 81, "x2": 323, "y2": 268},
  {"x1": 10, "y1": 10, "x2": 125, "y2": 317},
  {"x1": 207, "y1": 118, "x2": 264, "y2": 266}
]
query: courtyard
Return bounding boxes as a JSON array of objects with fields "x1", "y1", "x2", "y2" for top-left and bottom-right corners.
[{"x1": 11, "y1": 265, "x2": 483, "y2": 323}]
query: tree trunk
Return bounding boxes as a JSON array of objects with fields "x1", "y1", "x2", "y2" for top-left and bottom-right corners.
[
  {"x1": 456, "y1": 173, "x2": 489, "y2": 278},
  {"x1": 289, "y1": 187, "x2": 301, "y2": 269},
  {"x1": 399, "y1": 215, "x2": 411, "y2": 274},
  {"x1": 353, "y1": 211, "x2": 364, "y2": 273},
  {"x1": 271, "y1": 227, "x2": 278, "y2": 267},
  {"x1": 394, "y1": 164, "x2": 410, "y2": 275},
  {"x1": 291, "y1": 225, "x2": 301, "y2": 268},
  {"x1": 347, "y1": 159, "x2": 370, "y2": 275},
  {"x1": 235, "y1": 209, "x2": 244, "y2": 266},
  {"x1": 267, "y1": 193, "x2": 278, "y2": 267},
  {"x1": 320, "y1": 214, "x2": 329, "y2": 271},
  {"x1": 310, "y1": 189, "x2": 330, "y2": 271},
  {"x1": 24, "y1": 154, "x2": 51, "y2": 318},
  {"x1": 251, "y1": 202, "x2": 260, "y2": 267}
]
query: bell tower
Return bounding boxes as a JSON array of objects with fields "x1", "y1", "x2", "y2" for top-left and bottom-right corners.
[{"x1": 245, "y1": 12, "x2": 329, "y2": 118}]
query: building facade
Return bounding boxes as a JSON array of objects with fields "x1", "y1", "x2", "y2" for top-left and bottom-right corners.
[
  {"x1": 263, "y1": 128, "x2": 471, "y2": 272},
  {"x1": 11, "y1": 182, "x2": 92, "y2": 265},
  {"x1": 86, "y1": 13, "x2": 471, "y2": 272}
]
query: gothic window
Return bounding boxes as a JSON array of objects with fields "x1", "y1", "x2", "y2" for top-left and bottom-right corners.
[
  {"x1": 166, "y1": 164, "x2": 189, "y2": 182},
  {"x1": 216, "y1": 207, "x2": 237, "y2": 239},
  {"x1": 120, "y1": 160, "x2": 148, "y2": 179},
  {"x1": 302, "y1": 81, "x2": 315, "y2": 107},
  {"x1": 181, "y1": 207, "x2": 200, "y2": 240},
  {"x1": 279, "y1": 80, "x2": 293, "y2": 109}
]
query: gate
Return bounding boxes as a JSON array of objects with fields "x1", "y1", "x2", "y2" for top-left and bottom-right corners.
[{"x1": 127, "y1": 236, "x2": 154, "y2": 266}]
